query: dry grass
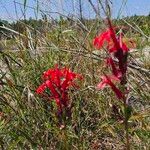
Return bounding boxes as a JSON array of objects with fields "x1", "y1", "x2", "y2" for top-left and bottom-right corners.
[{"x1": 0, "y1": 14, "x2": 150, "y2": 150}]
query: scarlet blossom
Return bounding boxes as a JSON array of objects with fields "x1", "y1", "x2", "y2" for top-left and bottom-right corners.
[
  {"x1": 36, "y1": 65, "x2": 82, "y2": 112},
  {"x1": 106, "y1": 57, "x2": 122, "y2": 78},
  {"x1": 36, "y1": 83, "x2": 47, "y2": 94},
  {"x1": 93, "y1": 27, "x2": 129, "y2": 54},
  {"x1": 93, "y1": 19, "x2": 133, "y2": 100},
  {"x1": 94, "y1": 19, "x2": 134, "y2": 82},
  {"x1": 108, "y1": 32, "x2": 129, "y2": 54},
  {"x1": 93, "y1": 29, "x2": 112, "y2": 49},
  {"x1": 97, "y1": 75, "x2": 124, "y2": 99},
  {"x1": 93, "y1": 28, "x2": 129, "y2": 78}
]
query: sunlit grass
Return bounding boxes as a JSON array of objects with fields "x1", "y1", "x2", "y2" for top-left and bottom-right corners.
[{"x1": 0, "y1": 11, "x2": 150, "y2": 150}]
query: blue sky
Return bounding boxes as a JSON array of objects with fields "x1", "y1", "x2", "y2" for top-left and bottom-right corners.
[{"x1": 0, "y1": 0, "x2": 150, "y2": 21}]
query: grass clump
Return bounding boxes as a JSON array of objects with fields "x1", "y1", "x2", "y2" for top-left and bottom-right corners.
[{"x1": 0, "y1": 13, "x2": 150, "y2": 150}]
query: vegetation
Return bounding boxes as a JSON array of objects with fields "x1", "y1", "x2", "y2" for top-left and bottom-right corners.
[{"x1": 0, "y1": 4, "x2": 150, "y2": 150}]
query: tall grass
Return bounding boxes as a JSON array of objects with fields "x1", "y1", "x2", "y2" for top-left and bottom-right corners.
[{"x1": 0, "y1": 0, "x2": 150, "y2": 149}]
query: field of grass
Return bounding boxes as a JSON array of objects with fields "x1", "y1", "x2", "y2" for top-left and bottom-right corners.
[{"x1": 0, "y1": 12, "x2": 150, "y2": 150}]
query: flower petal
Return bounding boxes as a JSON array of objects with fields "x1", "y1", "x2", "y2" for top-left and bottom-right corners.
[
  {"x1": 36, "y1": 83, "x2": 47, "y2": 94},
  {"x1": 97, "y1": 82, "x2": 107, "y2": 89},
  {"x1": 93, "y1": 29, "x2": 112, "y2": 49},
  {"x1": 107, "y1": 19, "x2": 121, "y2": 50},
  {"x1": 45, "y1": 80, "x2": 59, "y2": 97},
  {"x1": 105, "y1": 75, "x2": 124, "y2": 99},
  {"x1": 97, "y1": 75, "x2": 124, "y2": 99}
]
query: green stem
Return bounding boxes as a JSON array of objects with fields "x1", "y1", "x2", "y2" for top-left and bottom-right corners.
[{"x1": 124, "y1": 103, "x2": 130, "y2": 150}]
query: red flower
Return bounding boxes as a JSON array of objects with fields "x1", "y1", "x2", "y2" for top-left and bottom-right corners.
[
  {"x1": 94, "y1": 19, "x2": 134, "y2": 101},
  {"x1": 108, "y1": 33, "x2": 129, "y2": 53},
  {"x1": 106, "y1": 57, "x2": 122, "y2": 78},
  {"x1": 36, "y1": 83, "x2": 47, "y2": 94},
  {"x1": 93, "y1": 23, "x2": 120, "y2": 52},
  {"x1": 105, "y1": 21, "x2": 129, "y2": 77},
  {"x1": 97, "y1": 75, "x2": 124, "y2": 99},
  {"x1": 93, "y1": 27, "x2": 129, "y2": 54},
  {"x1": 93, "y1": 19, "x2": 131, "y2": 54},
  {"x1": 93, "y1": 29, "x2": 112, "y2": 49},
  {"x1": 36, "y1": 65, "x2": 82, "y2": 111},
  {"x1": 107, "y1": 19, "x2": 121, "y2": 51}
]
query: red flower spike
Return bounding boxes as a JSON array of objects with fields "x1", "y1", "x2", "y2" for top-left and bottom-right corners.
[
  {"x1": 36, "y1": 83, "x2": 47, "y2": 94},
  {"x1": 42, "y1": 69, "x2": 54, "y2": 80},
  {"x1": 94, "y1": 19, "x2": 130, "y2": 55},
  {"x1": 55, "y1": 98, "x2": 62, "y2": 109},
  {"x1": 93, "y1": 29, "x2": 112, "y2": 49},
  {"x1": 107, "y1": 32, "x2": 129, "y2": 54},
  {"x1": 94, "y1": 19, "x2": 132, "y2": 101},
  {"x1": 55, "y1": 66, "x2": 61, "y2": 87},
  {"x1": 107, "y1": 19, "x2": 121, "y2": 51},
  {"x1": 106, "y1": 57, "x2": 122, "y2": 78},
  {"x1": 36, "y1": 65, "x2": 82, "y2": 113},
  {"x1": 97, "y1": 75, "x2": 124, "y2": 99},
  {"x1": 45, "y1": 80, "x2": 60, "y2": 98}
]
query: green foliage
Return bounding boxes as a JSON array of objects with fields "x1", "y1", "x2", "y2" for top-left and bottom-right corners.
[{"x1": 0, "y1": 14, "x2": 149, "y2": 149}]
